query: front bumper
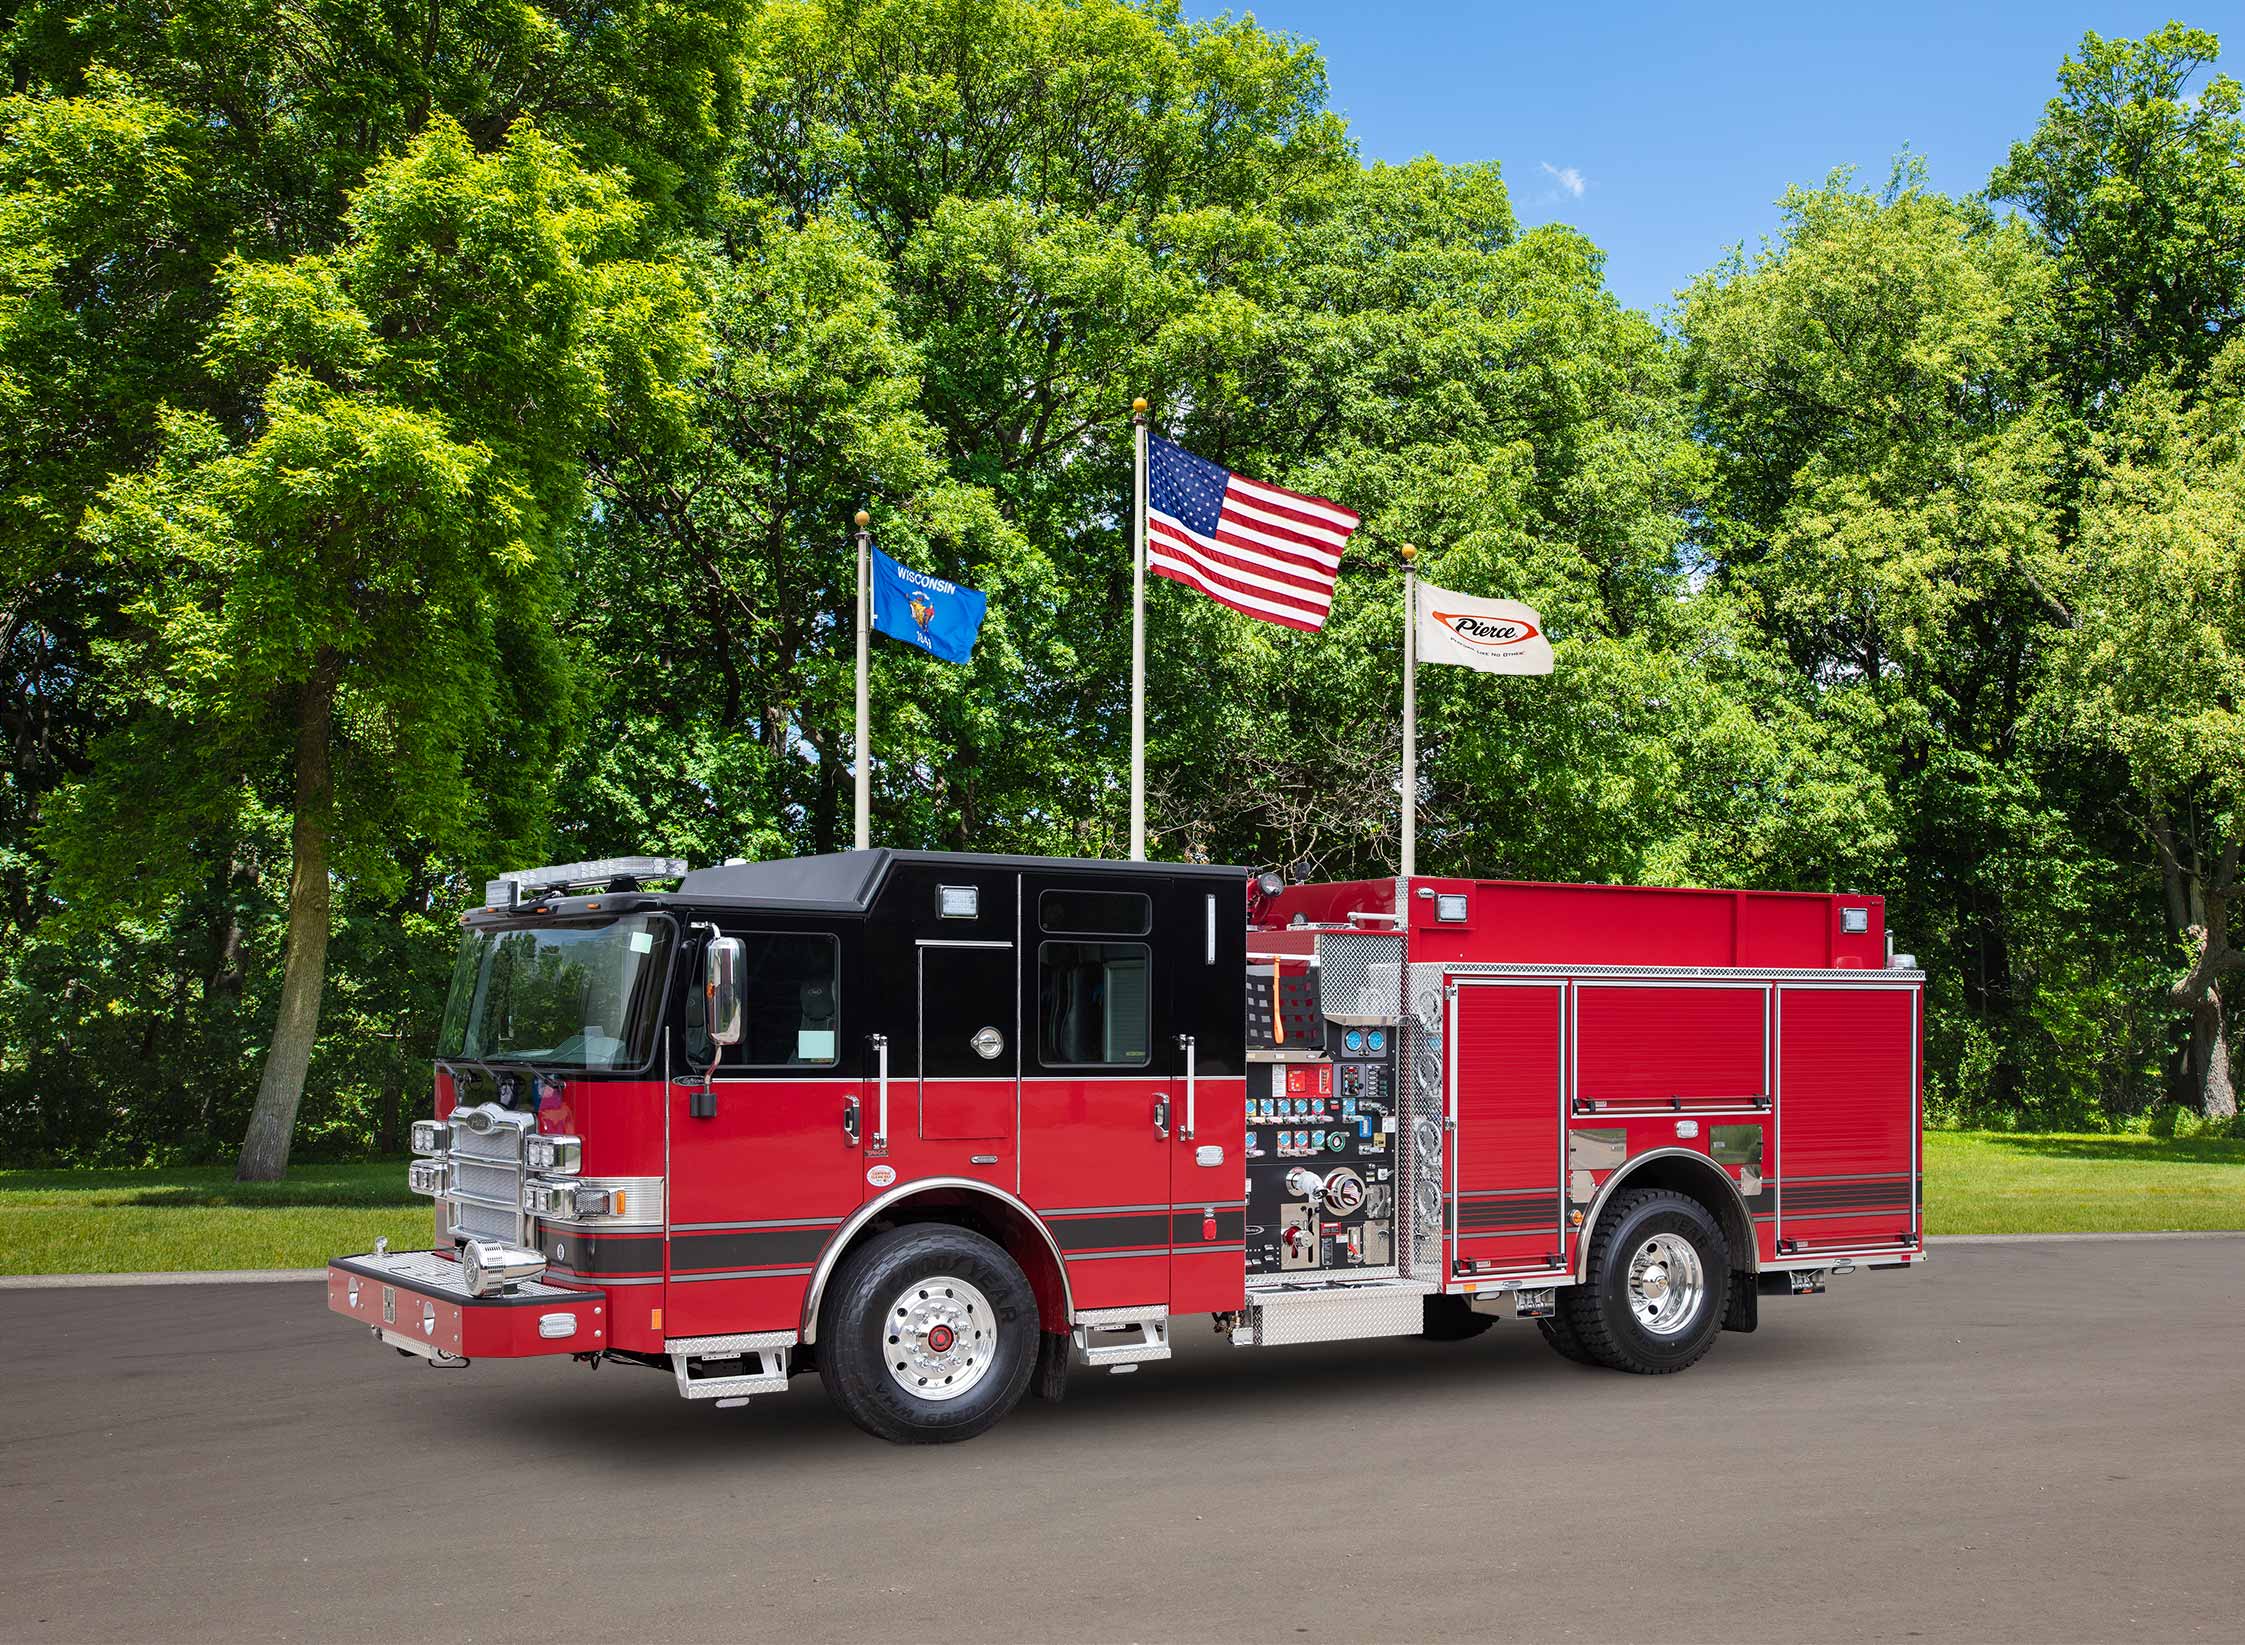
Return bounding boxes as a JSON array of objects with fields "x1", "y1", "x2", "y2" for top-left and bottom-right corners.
[{"x1": 328, "y1": 1250, "x2": 608, "y2": 1360}]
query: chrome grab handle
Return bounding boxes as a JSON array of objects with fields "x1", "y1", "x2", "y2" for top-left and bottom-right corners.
[
  {"x1": 1153, "y1": 1094, "x2": 1170, "y2": 1139},
  {"x1": 871, "y1": 1035, "x2": 889, "y2": 1152},
  {"x1": 843, "y1": 1094, "x2": 860, "y2": 1145},
  {"x1": 1178, "y1": 1034, "x2": 1197, "y2": 1141}
]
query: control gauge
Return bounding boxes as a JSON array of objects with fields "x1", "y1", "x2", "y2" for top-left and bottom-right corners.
[
  {"x1": 1367, "y1": 1030, "x2": 1386, "y2": 1052},
  {"x1": 1344, "y1": 1029, "x2": 1364, "y2": 1053}
]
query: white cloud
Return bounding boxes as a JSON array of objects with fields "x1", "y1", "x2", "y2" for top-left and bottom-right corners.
[{"x1": 1540, "y1": 162, "x2": 1587, "y2": 199}]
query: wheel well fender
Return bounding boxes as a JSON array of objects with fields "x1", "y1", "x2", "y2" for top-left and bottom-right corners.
[
  {"x1": 1573, "y1": 1148, "x2": 1758, "y2": 1283},
  {"x1": 800, "y1": 1178, "x2": 1073, "y2": 1343}
]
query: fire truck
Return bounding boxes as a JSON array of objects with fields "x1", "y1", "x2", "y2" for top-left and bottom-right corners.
[{"x1": 328, "y1": 850, "x2": 1923, "y2": 1443}]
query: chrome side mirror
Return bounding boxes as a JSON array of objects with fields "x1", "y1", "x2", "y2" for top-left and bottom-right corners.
[{"x1": 705, "y1": 936, "x2": 745, "y2": 1046}]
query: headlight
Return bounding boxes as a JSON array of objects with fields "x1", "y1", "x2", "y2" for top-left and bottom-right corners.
[
  {"x1": 406, "y1": 1159, "x2": 448, "y2": 1197},
  {"x1": 523, "y1": 1134, "x2": 581, "y2": 1174},
  {"x1": 409, "y1": 1119, "x2": 449, "y2": 1156}
]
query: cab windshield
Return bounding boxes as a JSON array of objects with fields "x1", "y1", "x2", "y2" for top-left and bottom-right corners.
[{"x1": 437, "y1": 914, "x2": 670, "y2": 1070}]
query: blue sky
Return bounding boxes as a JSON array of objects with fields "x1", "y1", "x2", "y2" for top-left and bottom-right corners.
[{"x1": 1227, "y1": 1, "x2": 2237, "y2": 316}]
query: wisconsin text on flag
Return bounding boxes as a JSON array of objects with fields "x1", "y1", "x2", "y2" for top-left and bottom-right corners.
[{"x1": 1146, "y1": 436, "x2": 1359, "y2": 631}]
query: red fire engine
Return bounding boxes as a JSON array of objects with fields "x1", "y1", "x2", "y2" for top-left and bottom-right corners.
[{"x1": 328, "y1": 850, "x2": 1923, "y2": 1443}]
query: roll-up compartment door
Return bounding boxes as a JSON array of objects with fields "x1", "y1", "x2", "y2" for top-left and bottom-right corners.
[
  {"x1": 1775, "y1": 986, "x2": 1919, "y2": 1255},
  {"x1": 1573, "y1": 984, "x2": 1768, "y2": 1114},
  {"x1": 1448, "y1": 982, "x2": 1566, "y2": 1274}
]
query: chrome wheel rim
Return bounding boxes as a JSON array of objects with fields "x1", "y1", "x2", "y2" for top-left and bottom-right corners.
[
  {"x1": 882, "y1": 1274, "x2": 997, "y2": 1402},
  {"x1": 1626, "y1": 1232, "x2": 1706, "y2": 1337}
]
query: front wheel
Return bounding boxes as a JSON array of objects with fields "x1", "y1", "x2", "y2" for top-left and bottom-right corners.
[
  {"x1": 1560, "y1": 1189, "x2": 1728, "y2": 1374},
  {"x1": 817, "y1": 1224, "x2": 1039, "y2": 1443}
]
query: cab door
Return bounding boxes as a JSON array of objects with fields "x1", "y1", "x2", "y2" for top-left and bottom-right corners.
[
  {"x1": 664, "y1": 926, "x2": 864, "y2": 1336},
  {"x1": 918, "y1": 939, "x2": 1017, "y2": 1140},
  {"x1": 1018, "y1": 876, "x2": 1171, "y2": 1308}
]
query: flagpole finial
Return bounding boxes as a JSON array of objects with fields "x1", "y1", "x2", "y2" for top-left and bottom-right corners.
[
  {"x1": 1131, "y1": 397, "x2": 1148, "y2": 418},
  {"x1": 854, "y1": 510, "x2": 870, "y2": 530},
  {"x1": 1399, "y1": 542, "x2": 1418, "y2": 563}
]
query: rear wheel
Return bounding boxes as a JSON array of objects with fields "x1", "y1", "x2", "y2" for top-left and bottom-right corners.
[
  {"x1": 1561, "y1": 1189, "x2": 1728, "y2": 1374},
  {"x1": 817, "y1": 1224, "x2": 1038, "y2": 1443},
  {"x1": 1534, "y1": 1304, "x2": 1600, "y2": 1365}
]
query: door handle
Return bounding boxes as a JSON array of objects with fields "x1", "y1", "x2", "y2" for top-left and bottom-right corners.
[
  {"x1": 870, "y1": 1034, "x2": 889, "y2": 1153},
  {"x1": 1153, "y1": 1094, "x2": 1170, "y2": 1139},
  {"x1": 843, "y1": 1095, "x2": 860, "y2": 1145},
  {"x1": 1177, "y1": 1034, "x2": 1196, "y2": 1141}
]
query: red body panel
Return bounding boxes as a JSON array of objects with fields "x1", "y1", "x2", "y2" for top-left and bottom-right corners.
[{"x1": 663, "y1": 1076, "x2": 862, "y2": 1337}]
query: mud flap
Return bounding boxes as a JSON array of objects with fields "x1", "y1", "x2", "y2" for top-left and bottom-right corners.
[
  {"x1": 1031, "y1": 1329, "x2": 1071, "y2": 1402},
  {"x1": 1722, "y1": 1268, "x2": 1759, "y2": 1333}
]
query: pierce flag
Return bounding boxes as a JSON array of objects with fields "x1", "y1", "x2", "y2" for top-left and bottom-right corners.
[{"x1": 1414, "y1": 583, "x2": 1553, "y2": 675}]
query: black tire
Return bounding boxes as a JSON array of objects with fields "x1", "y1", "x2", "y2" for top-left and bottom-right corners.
[
  {"x1": 1421, "y1": 1295, "x2": 1498, "y2": 1341},
  {"x1": 1534, "y1": 1305, "x2": 1601, "y2": 1365},
  {"x1": 816, "y1": 1224, "x2": 1039, "y2": 1444},
  {"x1": 1560, "y1": 1188, "x2": 1729, "y2": 1374}
]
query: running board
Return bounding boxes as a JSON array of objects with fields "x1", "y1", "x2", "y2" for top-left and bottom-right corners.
[
  {"x1": 1235, "y1": 1279, "x2": 1437, "y2": 1347},
  {"x1": 1072, "y1": 1304, "x2": 1171, "y2": 1368},
  {"x1": 668, "y1": 1331, "x2": 794, "y2": 1401}
]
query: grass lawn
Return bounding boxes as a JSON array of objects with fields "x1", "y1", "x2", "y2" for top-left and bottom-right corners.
[
  {"x1": 1922, "y1": 1130, "x2": 2245, "y2": 1235},
  {"x1": 2, "y1": 1133, "x2": 2240, "y2": 1275},
  {"x1": 0, "y1": 1161, "x2": 428, "y2": 1276}
]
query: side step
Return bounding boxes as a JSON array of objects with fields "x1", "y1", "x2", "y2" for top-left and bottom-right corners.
[
  {"x1": 1235, "y1": 1279, "x2": 1437, "y2": 1347},
  {"x1": 668, "y1": 1331, "x2": 794, "y2": 1402},
  {"x1": 1072, "y1": 1305, "x2": 1171, "y2": 1369}
]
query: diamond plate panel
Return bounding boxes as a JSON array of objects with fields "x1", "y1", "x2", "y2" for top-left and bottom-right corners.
[
  {"x1": 1398, "y1": 961, "x2": 1449, "y2": 1280},
  {"x1": 1247, "y1": 1281, "x2": 1436, "y2": 1346},
  {"x1": 1315, "y1": 929, "x2": 1405, "y2": 1025}
]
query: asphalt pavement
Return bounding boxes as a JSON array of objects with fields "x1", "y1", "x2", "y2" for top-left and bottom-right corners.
[{"x1": 2, "y1": 1236, "x2": 2240, "y2": 1643}]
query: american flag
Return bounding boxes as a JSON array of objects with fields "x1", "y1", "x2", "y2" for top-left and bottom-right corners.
[{"x1": 1146, "y1": 436, "x2": 1359, "y2": 632}]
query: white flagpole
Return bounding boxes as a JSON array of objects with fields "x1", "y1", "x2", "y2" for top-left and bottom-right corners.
[
  {"x1": 1400, "y1": 543, "x2": 1418, "y2": 881},
  {"x1": 1129, "y1": 396, "x2": 1149, "y2": 861},
  {"x1": 854, "y1": 508, "x2": 872, "y2": 852}
]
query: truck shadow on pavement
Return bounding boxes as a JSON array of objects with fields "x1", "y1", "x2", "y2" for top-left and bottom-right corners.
[{"x1": 465, "y1": 1311, "x2": 1874, "y2": 1468}]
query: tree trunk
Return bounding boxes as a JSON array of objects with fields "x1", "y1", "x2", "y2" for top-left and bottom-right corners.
[
  {"x1": 236, "y1": 653, "x2": 340, "y2": 1181},
  {"x1": 2190, "y1": 986, "x2": 2238, "y2": 1121}
]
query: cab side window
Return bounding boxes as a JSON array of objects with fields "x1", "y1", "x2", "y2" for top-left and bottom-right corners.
[
  {"x1": 689, "y1": 931, "x2": 840, "y2": 1068},
  {"x1": 1038, "y1": 941, "x2": 1150, "y2": 1066}
]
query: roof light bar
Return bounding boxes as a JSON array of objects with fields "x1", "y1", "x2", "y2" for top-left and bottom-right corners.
[{"x1": 483, "y1": 856, "x2": 688, "y2": 909}]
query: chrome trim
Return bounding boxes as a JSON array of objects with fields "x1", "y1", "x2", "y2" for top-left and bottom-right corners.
[
  {"x1": 871, "y1": 1033, "x2": 890, "y2": 1151},
  {"x1": 798, "y1": 1177, "x2": 1074, "y2": 1344},
  {"x1": 1444, "y1": 962, "x2": 1924, "y2": 982},
  {"x1": 1572, "y1": 1147, "x2": 1761, "y2": 1281},
  {"x1": 1179, "y1": 1033, "x2": 1197, "y2": 1140}
]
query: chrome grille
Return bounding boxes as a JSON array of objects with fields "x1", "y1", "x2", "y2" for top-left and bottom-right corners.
[{"x1": 439, "y1": 1103, "x2": 533, "y2": 1246}]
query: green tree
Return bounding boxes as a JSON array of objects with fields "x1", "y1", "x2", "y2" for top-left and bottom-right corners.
[
  {"x1": 1991, "y1": 22, "x2": 2245, "y2": 407},
  {"x1": 46, "y1": 119, "x2": 701, "y2": 1178},
  {"x1": 2041, "y1": 340, "x2": 2245, "y2": 1117},
  {"x1": 1679, "y1": 164, "x2": 2158, "y2": 1119}
]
